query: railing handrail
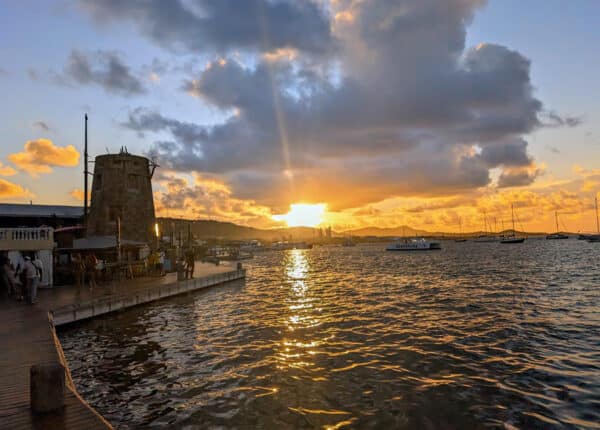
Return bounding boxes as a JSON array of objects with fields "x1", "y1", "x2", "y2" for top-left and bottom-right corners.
[{"x1": 0, "y1": 226, "x2": 54, "y2": 241}]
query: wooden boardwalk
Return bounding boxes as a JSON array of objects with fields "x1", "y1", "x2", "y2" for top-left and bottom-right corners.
[{"x1": 0, "y1": 262, "x2": 245, "y2": 430}]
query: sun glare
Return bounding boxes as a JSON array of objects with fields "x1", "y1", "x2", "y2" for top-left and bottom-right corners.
[{"x1": 273, "y1": 203, "x2": 326, "y2": 227}]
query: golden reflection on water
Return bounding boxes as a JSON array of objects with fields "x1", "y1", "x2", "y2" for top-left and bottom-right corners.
[{"x1": 277, "y1": 250, "x2": 324, "y2": 370}]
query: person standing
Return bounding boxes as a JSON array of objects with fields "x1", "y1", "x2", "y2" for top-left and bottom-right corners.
[
  {"x1": 71, "y1": 253, "x2": 84, "y2": 290},
  {"x1": 23, "y1": 255, "x2": 39, "y2": 304},
  {"x1": 85, "y1": 253, "x2": 98, "y2": 289},
  {"x1": 185, "y1": 249, "x2": 195, "y2": 279},
  {"x1": 159, "y1": 250, "x2": 165, "y2": 276},
  {"x1": 0, "y1": 256, "x2": 10, "y2": 298},
  {"x1": 33, "y1": 253, "x2": 44, "y2": 287}
]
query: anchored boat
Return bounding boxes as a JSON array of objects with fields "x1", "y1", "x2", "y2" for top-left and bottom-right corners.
[
  {"x1": 546, "y1": 211, "x2": 568, "y2": 240},
  {"x1": 586, "y1": 195, "x2": 600, "y2": 243},
  {"x1": 386, "y1": 237, "x2": 441, "y2": 251},
  {"x1": 500, "y1": 203, "x2": 525, "y2": 244}
]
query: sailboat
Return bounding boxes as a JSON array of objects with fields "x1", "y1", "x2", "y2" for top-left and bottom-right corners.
[
  {"x1": 586, "y1": 195, "x2": 600, "y2": 242},
  {"x1": 500, "y1": 204, "x2": 525, "y2": 244},
  {"x1": 455, "y1": 217, "x2": 467, "y2": 242},
  {"x1": 546, "y1": 211, "x2": 569, "y2": 240},
  {"x1": 474, "y1": 211, "x2": 496, "y2": 242}
]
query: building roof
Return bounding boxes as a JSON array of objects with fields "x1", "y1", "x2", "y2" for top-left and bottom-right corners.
[{"x1": 0, "y1": 203, "x2": 83, "y2": 219}]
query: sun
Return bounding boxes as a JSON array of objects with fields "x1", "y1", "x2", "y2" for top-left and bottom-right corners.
[{"x1": 273, "y1": 203, "x2": 326, "y2": 227}]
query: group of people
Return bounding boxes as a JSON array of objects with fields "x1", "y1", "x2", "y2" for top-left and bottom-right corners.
[
  {"x1": 184, "y1": 249, "x2": 195, "y2": 279},
  {"x1": 148, "y1": 250, "x2": 166, "y2": 277},
  {"x1": 0, "y1": 252, "x2": 44, "y2": 304}
]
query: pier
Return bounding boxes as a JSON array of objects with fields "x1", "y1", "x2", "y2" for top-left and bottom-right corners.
[{"x1": 0, "y1": 263, "x2": 245, "y2": 430}]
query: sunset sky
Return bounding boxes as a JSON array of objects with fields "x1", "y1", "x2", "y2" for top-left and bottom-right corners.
[{"x1": 1, "y1": 0, "x2": 599, "y2": 232}]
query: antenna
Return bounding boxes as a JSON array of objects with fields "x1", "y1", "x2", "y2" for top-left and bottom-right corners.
[
  {"x1": 84, "y1": 113, "x2": 89, "y2": 234},
  {"x1": 149, "y1": 156, "x2": 160, "y2": 179}
]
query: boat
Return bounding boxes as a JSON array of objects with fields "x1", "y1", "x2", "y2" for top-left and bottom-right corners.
[
  {"x1": 474, "y1": 235, "x2": 496, "y2": 242},
  {"x1": 499, "y1": 236, "x2": 525, "y2": 244},
  {"x1": 342, "y1": 236, "x2": 356, "y2": 247},
  {"x1": 473, "y1": 212, "x2": 496, "y2": 242},
  {"x1": 386, "y1": 237, "x2": 441, "y2": 251},
  {"x1": 454, "y1": 218, "x2": 468, "y2": 242},
  {"x1": 586, "y1": 195, "x2": 600, "y2": 243},
  {"x1": 500, "y1": 204, "x2": 525, "y2": 244},
  {"x1": 270, "y1": 241, "x2": 313, "y2": 250},
  {"x1": 546, "y1": 211, "x2": 568, "y2": 240}
]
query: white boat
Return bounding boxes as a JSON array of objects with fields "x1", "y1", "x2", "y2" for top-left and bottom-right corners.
[{"x1": 386, "y1": 237, "x2": 441, "y2": 251}]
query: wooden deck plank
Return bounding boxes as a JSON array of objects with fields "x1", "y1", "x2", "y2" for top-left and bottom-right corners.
[{"x1": 0, "y1": 262, "x2": 245, "y2": 430}]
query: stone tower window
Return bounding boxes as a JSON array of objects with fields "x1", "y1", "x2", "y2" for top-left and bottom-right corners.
[
  {"x1": 94, "y1": 174, "x2": 102, "y2": 190},
  {"x1": 128, "y1": 174, "x2": 139, "y2": 190}
]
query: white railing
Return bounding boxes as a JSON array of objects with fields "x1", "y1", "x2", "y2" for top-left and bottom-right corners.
[{"x1": 0, "y1": 227, "x2": 54, "y2": 250}]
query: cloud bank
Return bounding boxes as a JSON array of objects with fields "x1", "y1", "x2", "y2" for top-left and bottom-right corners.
[
  {"x1": 9, "y1": 139, "x2": 80, "y2": 177},
  {"x1": 82, "y1": 0, "x2": 579, "y2": 215},
  {"x1": 62, "y1": 49, "x2": 146, "y2": 95},
  {"x1": 0, "y1": 179, "x2": 32, "y2": 200}
]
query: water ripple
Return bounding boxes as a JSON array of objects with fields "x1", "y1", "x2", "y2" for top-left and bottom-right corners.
[{"x1": 60, "y1": 240, "x2": 600, "y2": 429}]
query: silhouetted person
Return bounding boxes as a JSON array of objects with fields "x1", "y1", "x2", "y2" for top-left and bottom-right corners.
[
  {"x1": 85, "y1": 253, "x2": 98, "y2": 289},
  {"x1": 23, "y1": 255, "x2": 39, "y2": 304},
  {"x1": 185, "y1": 249, "x2": 195, "y2": 279},
  {"x1": 71, "y1": 253, "x2": 84, "y2": 290}
]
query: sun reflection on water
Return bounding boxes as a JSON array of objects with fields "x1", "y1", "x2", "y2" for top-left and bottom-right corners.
[{"x1": 276, "y1": 250, "x2": 325, "y2": 371}]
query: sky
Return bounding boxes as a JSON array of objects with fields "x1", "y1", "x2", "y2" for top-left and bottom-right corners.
[{"x1": 1, "y1": 0, "x2": 599, "y2": 233}]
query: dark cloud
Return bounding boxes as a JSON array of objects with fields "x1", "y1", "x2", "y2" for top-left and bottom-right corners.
[
  {"x1": 541, "y1": 111, "x2": 583, "y2": 128},
  {"x1": 63, "y1": 49, "x2": 145, "y2": 95},
  {"x1": 479, "y1": 139, "x2": 532, "y2": 167},
  {"x1": 80, "y1": 0, "x2": 334, "y2": 55},
  {"x1": 119, "y1": 0, "x2": 553, "y2": 208},
  {"x1": 497, "y1": 169, "x2": 539, "y2": 188}
]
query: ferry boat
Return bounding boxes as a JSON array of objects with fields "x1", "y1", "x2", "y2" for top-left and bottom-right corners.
[{"x1": 386, "y1": 237, "x2": 441, "y2": 251}]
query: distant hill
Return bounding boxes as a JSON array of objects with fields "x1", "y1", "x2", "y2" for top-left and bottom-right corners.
[
  {"x1": 158, "y1": 218, "x2": 550, "y2": 241},
  {"x1": 158, "y1": 218, "x2": 319, "y2": 241},
  {"x1": 343, "y1": 225, "x2": 429, "y2": 237}
]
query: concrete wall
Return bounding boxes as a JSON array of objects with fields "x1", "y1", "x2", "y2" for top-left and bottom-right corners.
[{"x1": 52, "y1": 269, "x2": 246, "y2": 326}]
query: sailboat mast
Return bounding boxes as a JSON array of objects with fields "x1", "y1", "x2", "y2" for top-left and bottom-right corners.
[
  {"x1": 83, "y1": 113, "x2": 88, "y2": 234},
  {"x1": 483, "y1": 211, "x2": 487, "y2": 235},
  {"x1": 594, "y1": 195, "x2": 600, "y2": 234},
  {"x1": 511, "y1": 204, "x2": 516, "y2": 233}
]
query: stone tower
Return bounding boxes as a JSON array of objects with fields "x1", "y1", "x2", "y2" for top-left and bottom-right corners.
[{"x1": 87, "y1": 149, "x2": 157, "y2": 243}]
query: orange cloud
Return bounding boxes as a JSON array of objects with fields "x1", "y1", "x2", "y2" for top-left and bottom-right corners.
[
  {"x1": 153, "y1": 172, "x2": 276, "y2": 228},
  {"x1": 0, "y1": 178, "x2": 32, "y2": 200},
  {"x1": 69, "y1": 188, "x2": 90, "y2": 202},
  {"x1": 9, "y1": 139, "x2": 80, "y2": 177},
  {"x1": 0, "y1": 161, "x2": 17, "y2": 176}
]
